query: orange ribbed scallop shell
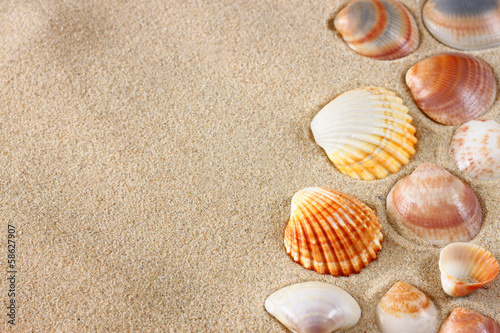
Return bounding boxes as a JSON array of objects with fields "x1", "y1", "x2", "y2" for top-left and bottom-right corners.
[
  {"x1": 284, "y1": 187, "x2": 383, "y2": 276},
  {"x1": 406, "y1": 53, "x2": 496, "y2": 125}
]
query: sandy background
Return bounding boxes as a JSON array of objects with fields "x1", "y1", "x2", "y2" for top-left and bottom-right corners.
[{"x1": 0, "y1": 0, "x2": 499, "y2": 331}]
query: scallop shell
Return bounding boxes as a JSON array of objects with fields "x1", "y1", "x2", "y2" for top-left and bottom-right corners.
[
  {"x1": 265, "y1": 282, "x2": 361, "y2": 333},
  {"x1": 334, "y1": 0, "x2": 419, "y2": 60},
  {"x1": 406, "y1": 53, "x2": 497, "y2": 125},
  {"x1": 311, "y1": 87, "x2": 417, "y2": 180},
  {"x1": 451, "y1": 119, "x2": 500, "y2": 180},
  {"x1": 376, "y1": 281, "x2": 439, "y2": 333},
  {"x1": 439, "y1": 307, "x2": 500, "y2": 333},
  {"x1": 284, "y1": 187, "x2": 383, "y2": 276},
  {"x1": 423, "y1": 0, "x2": 500, "y2": 50},
  {"x1": 386, "y1": 163, "x2": 482, "y2": 247},
  {"x1": 439, "y1": 243, "x2": 499, "y2": 297}
]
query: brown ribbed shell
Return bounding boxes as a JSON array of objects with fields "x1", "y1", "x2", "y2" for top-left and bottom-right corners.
[
  {"x1": 406, "y1": 53, "x2": 496, "y2": 125},
  {"x1": 284, "y1": 187, "x2": 383, "y2": 276},
  {"x1": 386, "y1": 163, "x2": 482, "y2": 247},
  {"x1": 439, "y1": 308, "x2": 500, "y2": 333},
  {"x1": 334, "y1": 0, "x2": 419, "y2": 60}
]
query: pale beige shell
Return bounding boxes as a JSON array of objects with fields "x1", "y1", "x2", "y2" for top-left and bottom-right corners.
[
  {"x1": 439, "y1": 307, "x2": 500, "y2": 333},
  {"x1": 284, "y1": 187, "x2": 383, "y2": 276},
  {"x1": 439, "y1": 243, "x2": 499, "y2": 297},
  {"x1": 334, "y1": 0, "x2": 419, "y2": 60},
  {"x1": 406, "y1": 53, "x2": 496, "y2": 125},
  {"x1": 376, "y1": 281, "x2": 439, "y2": 333},
  {"x1": 311, "y1": 87, "x2": 417, "y2": 180},
  {"x1": 386, "y1": 163, "x2": 482, "y2": 247},
  {"x1": 451, "y1": 119, "x2": 500, "y2": 180}
]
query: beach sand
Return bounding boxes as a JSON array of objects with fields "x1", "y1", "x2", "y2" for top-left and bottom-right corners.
[{"x1": 0, "y1": 0, "x2": 498, "y2": 331}]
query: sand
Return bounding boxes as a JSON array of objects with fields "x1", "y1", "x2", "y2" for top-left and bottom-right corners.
[{"x1": 0, "y1": 0, "x2": 499, "y2": 331}]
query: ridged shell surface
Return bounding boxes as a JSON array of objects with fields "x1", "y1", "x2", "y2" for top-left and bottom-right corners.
[
  {"x1": 284, "y1": 187, "x2": 383, "y2": 276},
  {"x1": 265, "y1": 282, "x2": 361, "y2": 333},
  {"x1": 451, "y1": 120, "x2": 500, "y2": 180},
  {"x1": 386, "y1": 163, "x2": 482, "y2": 247},
  {"x1": 439, "y1": 307, "x2": 500, "y2": 333},
  {"x1": 423, "y1": 0, "x2": 500, "y2": 50},
  {"x1": 376, "y1": 281, "x2": 439, "y2": 333},
  {"x1": 439, "y1": 243, "x2": 499, "y2": 297},
  {"x1": 406, "y1": 53, "x2": 497, "y2": 125},
  {"x1": 334, "y1": 0, "x2": 419, "y2": 60},
  {"x1": 311, "y1": 87, "x2": 417, "y2": 180}
]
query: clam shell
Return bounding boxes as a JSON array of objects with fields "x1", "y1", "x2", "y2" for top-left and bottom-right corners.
[
  {"x1": 265, "y1": 282, "x2": 361, "y2": 333},
  {"x1": 423, "y1": 0, "x2": 500, "y2": 50},
  {"x1": 376, "y1": 281, "x2": 439, "y2": 333},
  {"x1": 439, "y1": 242, "x2": 499, "y2": 297},
  {"x1": 451, "y1": 119, "x2": 500, "y2": 180},
  {"x1": 334, "y1": 0, "x2": 419, "y2": 60},
  {"x1": 386, "y1": 163, "x2": 482, "y2": 247},
  {"x1": 439, "y1": 307, "x2": 500, "y2": 333},
  {"x1": 284, "y1": 187, "x2": 383, "y2": 276},
  {"x1": 406, "y1": 53, "x2": 497, "y2": 126},
  {"x1": 311, "y1": 87, "x2": 417, "y2": 180}
]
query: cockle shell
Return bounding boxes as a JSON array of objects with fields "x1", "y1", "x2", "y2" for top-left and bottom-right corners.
[
  {"x1": 265, "y1": 282, "x2": 361, "y2": 333},
  {"x1": 376, "y1": 281, "x2": 439, "y2": 333},
  {"x1": 439, "y1": 243, "x2": 499, "y2": 297},
  {"x1": 439, "y1": 307, "x2": 500, "y2": 333},
  {"x1": 451, "y1": 119, "x2": 500, "y2": 180},
  {"x1": 311, "y1": 87, "x2": 417, "y2": 180},
  {"x1": 386, "y1": 163, "x2": 482, "y2": 247},
  {"x1": 334, "y1": 0, "x2": 419, "y2": 60},
  {"x1": 423, "y1": 0, "x2": 500, "y2": 50},
  {"x1": 284, "y1": 187, "x2": 383, "y2": 276},
  {"x1": 406, "y1": 53, "x2": 497, "y2": 125}
]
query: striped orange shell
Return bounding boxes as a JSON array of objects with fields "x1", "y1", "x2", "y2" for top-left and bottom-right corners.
[
  {"x1": 334, "y1": 0, "x2": 419, "y2": 60},
  {"x1": 284, "y1": 187, "x2": 383, "y2": 276},
  {"x1": 406, "y1": 53, "x2": 496, "y2": 125}
]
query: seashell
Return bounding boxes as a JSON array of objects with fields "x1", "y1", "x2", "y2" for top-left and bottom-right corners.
[
  {"x1": 451, "y1": 119, "x2": 500, "y2": 180},
  {"x1": 284, "y1": 187, "x2": 383, "y2": 276},
  {"x1": 423, "y1": 0, "x2": 500, "y2": 50},
  {"x1": 265, "y1": 281, "x2": 361, "y2": 333},
  {"x1": 376, "y1": 281, "x2": 439, "y2": 333},
  {"x1": 386, "y1": 163, "x2": 482, "y2": 247},
  {"x1": 439, "y1": 307, "x2": 500, "y2": 333},
  {"x1": 334, "y1": 0, "x2": 419, "y2": 60},
  {"x1": 311, "y1": 87, "x2": 417, "y2": 180},
  {"x1": 406, "y1": 53, "x2": 497, "y2": 126},
  {"x1": 439, "y1": 242, "x2": 499, "y2": 297}
]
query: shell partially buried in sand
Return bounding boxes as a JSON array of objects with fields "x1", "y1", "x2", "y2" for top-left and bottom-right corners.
[
  {"x1": 423, "y1": 0, "x2": 500, "y2": 50},
  {"x1": 334, "y1": 0, "x2": 419, "y2": 60},
  {"x1": 406, "y1": 53, "x2": 497, "y2": 125},
  {"x1": 265, "y1": 282, "x2": 361, "y2": 333},
  {"x1": 311, "y1": 87, "x2": 417, "y2": 180},
  {"x1": 386, "y1": 163, "x2": 482, "y2": 247},
  {"x1": 376, "y1": 281, "x2": 439, "y2": 333},
  {"x1": 439, "y1": 307, "x2": 500, "y2": 333},
  {"x1": 451, "y1": 119, "x2": 500, "y2": 180},
  {"x1": 285, "y1": 187, "x2": 383, "y2": 276},
  {"x1": 439, "y1": 243, "x2": 499, "y2": 297}
]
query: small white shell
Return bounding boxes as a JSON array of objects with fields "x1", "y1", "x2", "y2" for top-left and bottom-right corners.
[
  {"x1": 451, "y1": 119, "x2": 500, "y2": 180},
  {"x1": 265, "y1": 282, "x2": 361, "y2": 333},
  {"x1": 311, "y1": 87, "x2": 417, "y2": 180},
  {"x1": 376, "y1": 281, "x2": 439, "y2": 333},
  {"x1": 439, "y1": 243, "x2": 499, "y2": 297}
]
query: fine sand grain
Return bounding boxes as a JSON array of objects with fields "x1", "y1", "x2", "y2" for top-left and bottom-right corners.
[{"x1": 0, "y1": 0, "x2": 498, "y2": 331}]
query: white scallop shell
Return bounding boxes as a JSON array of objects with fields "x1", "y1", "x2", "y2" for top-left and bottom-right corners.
[
  {"x1": 311, "y1": 87, "x2": 417, "y2": 180},
  {"x1": 265, "y1": 282, "x2": 361, "y2": 333},
  {"x1": 451, "y1": 119, "x2": 500, "y2": 180}
]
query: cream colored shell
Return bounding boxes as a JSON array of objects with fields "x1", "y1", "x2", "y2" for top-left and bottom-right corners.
[{"x1": 311, "y1": 87, "x2": 417, "y2": 180}]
